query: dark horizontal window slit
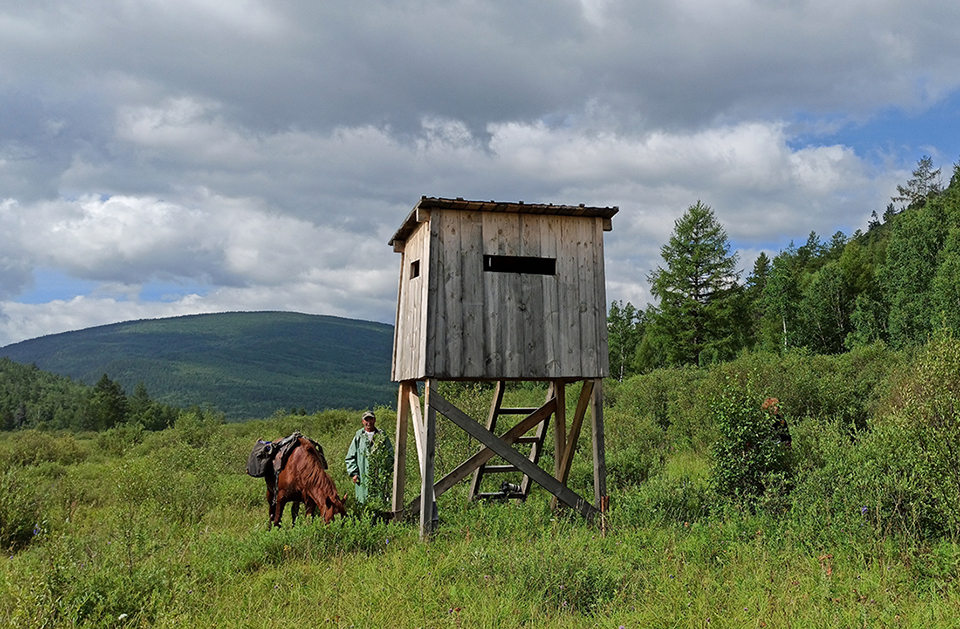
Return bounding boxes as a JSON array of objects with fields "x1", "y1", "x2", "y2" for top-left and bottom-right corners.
[{"x1": 483, "y1": 255, "x2": 556, "y2": 275}]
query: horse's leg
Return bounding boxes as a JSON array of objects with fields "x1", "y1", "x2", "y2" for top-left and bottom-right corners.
[
  {"x1": 265, "y1": 478, "x2": 276, "y2": 526},
  {"x1": 291, "y1": 500, "x2": 300, "y2": 526},
  {"x1": 272, "y1": 494, "x2": 286, "y2": 528}
]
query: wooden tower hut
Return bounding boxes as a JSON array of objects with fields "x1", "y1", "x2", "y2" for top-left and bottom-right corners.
[{"x1": 388, "y1": 196, "x2": 618, "y2": 537}]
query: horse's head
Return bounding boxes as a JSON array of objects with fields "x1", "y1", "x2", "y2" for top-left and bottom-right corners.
[{"x1": 322, "y1": 492, "x2": 348, "y2": 523}]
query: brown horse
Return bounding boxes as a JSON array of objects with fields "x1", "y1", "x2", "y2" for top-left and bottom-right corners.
[{"x1": 268, "y1": 437, "x2": 346, "y2": 527}]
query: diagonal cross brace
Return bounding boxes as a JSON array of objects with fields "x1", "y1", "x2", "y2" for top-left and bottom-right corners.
[
  {"x1": 406, "y1": 397, "x2": 557, "y2": 515},
  {"x1": 429, "y1": 392, "x2": 599, "y2": 520}
]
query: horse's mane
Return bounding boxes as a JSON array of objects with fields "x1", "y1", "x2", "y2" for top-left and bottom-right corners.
[{"x1": 291, "y1": 437, "x2": 339, "y2": 494}]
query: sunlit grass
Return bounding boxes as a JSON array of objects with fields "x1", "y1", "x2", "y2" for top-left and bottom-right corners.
[{"x1": 3, "y1": 383, "x2": 960, "y2": 628}]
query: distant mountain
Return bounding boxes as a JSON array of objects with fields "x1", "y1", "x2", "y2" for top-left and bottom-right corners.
[{"x1": 0, "y1": 312, "x2": 397, "y2": 420}]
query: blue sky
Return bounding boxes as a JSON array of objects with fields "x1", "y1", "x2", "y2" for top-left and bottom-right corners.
[{"x1": 2, "y1": 0, "x2": 960, "y2": 346}]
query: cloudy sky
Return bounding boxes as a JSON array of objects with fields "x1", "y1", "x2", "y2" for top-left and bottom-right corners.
[{"x1": 2, "y1": 0, "x2": 959, "y2": 346}]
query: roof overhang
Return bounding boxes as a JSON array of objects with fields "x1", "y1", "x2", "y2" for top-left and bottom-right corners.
[{"x1": 388, "y1": 196, "x2": 619, "y2": 248}]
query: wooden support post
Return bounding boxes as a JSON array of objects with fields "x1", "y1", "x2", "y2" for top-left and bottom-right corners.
[
  {"x1": 591, "y1": 378, "x2": 607, "y2": 507},
  {"x1": 407, "y1": 384, "x2": 425, "y2": 477},
  {"x1": 551, "y1": 379, "x2": 594, "y2": 510},
  {"x1": 553, "y1": 380, "x2": 566, "y2": 480},
  {"x1": 420, "y1": 379, "x2": 438, "y2": 539},
  {"x1": 391, "y1": 381, "x2": 411, "y2": 515}
]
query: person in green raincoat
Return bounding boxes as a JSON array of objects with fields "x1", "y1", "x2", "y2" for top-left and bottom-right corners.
[{"x1": 345, "y1": 411, "x2": 394, "y2": 507}]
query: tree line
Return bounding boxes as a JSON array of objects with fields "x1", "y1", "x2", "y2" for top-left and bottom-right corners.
[
  {"x1": 609, "y1": 156, "x2": 960, "y2": 378},
  {"x1": 0, "y1": 358, "x2": 179, "y2": 431}
]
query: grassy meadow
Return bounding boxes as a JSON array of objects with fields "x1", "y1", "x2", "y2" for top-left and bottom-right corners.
[{"x1": 4, "y1": 340, "x2": 960, "y2": 628}]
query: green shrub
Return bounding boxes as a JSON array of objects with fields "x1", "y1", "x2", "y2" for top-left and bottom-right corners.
[
  {"x1": 788, "y1": 419, "x2": 939, "y2": 542},
  {"x1": 613, "y1": 367, "x2": 709, "y2": 449},
  {"x1": 710, "y1": 379, "x2": 793, "y2": 504},
  {"x1": 867, "y1": 331, "x2": 960, "y2": 537},
  {"x1": 96, "y1": 421, "x2": 145, "y2": 457},
  {"x1": 0, "y1": 467, "x2": 44, "y2": 551},
  {"x1": 0, "y1": 430, "x2": 88, "y2": 468},
  {"x1": 172, "y1": 407, "x2": 225, "y2": 448},
  {"x1": 605, "y1": 410, "x2": 667, "y2": 490}
]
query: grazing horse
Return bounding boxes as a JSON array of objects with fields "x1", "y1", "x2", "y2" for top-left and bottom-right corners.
[{"x1": 269, "y1": 437, "x2": 346, "y2": 526}]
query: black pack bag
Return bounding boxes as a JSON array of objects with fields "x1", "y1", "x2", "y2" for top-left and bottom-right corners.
[{"x1": 246, "y1": 440, "x2": 275, "y2": 477}]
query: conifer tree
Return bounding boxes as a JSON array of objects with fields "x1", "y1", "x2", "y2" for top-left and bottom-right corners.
[{"x1": 647, "y1": 201, "x2": 741, "y2": 365}]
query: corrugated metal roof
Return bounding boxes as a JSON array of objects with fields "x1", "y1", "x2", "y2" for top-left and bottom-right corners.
[{"x1": 388, "y1": 196, "x2": 619, "y2": 246}]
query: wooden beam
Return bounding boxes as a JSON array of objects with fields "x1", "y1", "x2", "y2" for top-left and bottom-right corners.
[
  {"x1": 429, "y1": 392, "x2": 598, "y2": 520},
  {"x1": 553, "y1": 379, "x2": 566, "y2": 479},
  {"x1": 591, "y1": 378, "x2": 607, "y2": 506},
  {"x1": 558, "y1": 379, "x2": 594, "y2": 484},
  {"x1": 407, "y1": 397, "x2": 557, "y2": 515},
  {"x1": 551, "y1": 379, "x2": 594, "y2": 510},
  {"x1": 420, "y1": 379, "x2": 438, "y2": 539},
  {"x1": 391, "y1": 381, "x2": 411, "y2": 514},
  {"x1": 407, "y1": 384, "x2": 425, "y2": 476}
]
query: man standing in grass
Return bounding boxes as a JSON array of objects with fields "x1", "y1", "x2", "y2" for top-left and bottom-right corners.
[{"x1": 345, "y1": 411, "x2": 394, "y2": 511}]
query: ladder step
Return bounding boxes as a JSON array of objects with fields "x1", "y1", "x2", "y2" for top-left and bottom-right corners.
[
  {"x1": 497, "y1": 407, "x2": 539, "y2": 415},
  {"x1": 476, "y1": 491, "x2": 525, "y2": 500},
  {"x1": 514, "y1": 436, "x2": 540, "y2": 444},
  {"x1": 480, "y1": 465, "x2": 519, "y2": 473}
]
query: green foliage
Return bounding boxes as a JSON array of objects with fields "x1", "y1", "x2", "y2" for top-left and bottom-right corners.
[
  {"x1": 878, "y1": 330, "x2": 960, "y2": 536},
  {"x1": 0, "y1": 430, "x2": 89, "y2": 468},
  {"x1": 710, "y1": 382, "x2": 792, "y2": 504},
  {"x1": 0, "y1": 467, "x2": 45, "y2": 552},
  {"x1": 172, "y1": 406, "x2": 225, "y2": 449},
  {"x1": 880, "y1": 198, "x2": 948, "y2": 348},
  {"x1": 0, "y1": 358, "x2": 89, "y2": 431},
  {"x1": 892, "y1": 154, "x2": 942, "y2": 210},
  {"x1": 3, "y1": 353, "x2": 960, "y2": 627},
  {"x1": 615, "y1": 475, "x2": 713, "y2": 527},
  {"x1": 86, "y1": 373, "x2": 129, "y2": 431},
  {"x1": 96, "y1": 422, "x2": 145, "y2": 457},
  {"x1": 647, "y1": 200, "x2": 742, "y2": 366},
  {"x1": 607, "y1": 300, "x2": 645, "y2": 381}
]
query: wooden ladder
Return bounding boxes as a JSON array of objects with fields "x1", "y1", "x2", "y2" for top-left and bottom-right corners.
[{"x1": 468, "y1": 380, "x2": 551, "y2": 501}]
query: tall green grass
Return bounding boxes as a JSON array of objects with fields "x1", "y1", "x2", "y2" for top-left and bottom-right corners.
[{"x1": 3, "y1": 338, "x2": 960, "y2": 627}]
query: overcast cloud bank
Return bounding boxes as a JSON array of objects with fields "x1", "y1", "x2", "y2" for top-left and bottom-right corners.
[{"x1": 2, "y1": 0, "x2": 959, "y2": 346}]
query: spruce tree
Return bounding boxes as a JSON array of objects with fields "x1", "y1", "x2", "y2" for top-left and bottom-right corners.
[{"x1": 647, "y1": 201, "x2": 741, "y2": 365}]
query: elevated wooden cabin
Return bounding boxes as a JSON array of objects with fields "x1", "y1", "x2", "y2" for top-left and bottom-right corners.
[
  {"x1": 389, "y1": 197, "x2": 619, "y2": 382},
  {"x1": 388, "y1": 196, "x2": 619, "y2": 538}
]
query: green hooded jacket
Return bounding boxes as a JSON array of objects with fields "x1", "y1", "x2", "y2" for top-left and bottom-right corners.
[{"x1": 344, "y1": 427, "x2": 394, "y2": 505}]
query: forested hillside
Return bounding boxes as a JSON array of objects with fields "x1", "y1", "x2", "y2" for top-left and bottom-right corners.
[
  {"x1": 609, "y1": 156, "x2": 960, "y2": 377},
  {"x1": 0, "y1": 358, "x2": 178, "y2": 432},
  {"x1": 0, "y1": 311, "x2": 396, "y2": 420}
]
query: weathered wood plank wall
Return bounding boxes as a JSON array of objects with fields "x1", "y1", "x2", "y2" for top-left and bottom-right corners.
[{"x1": 393, "y1": 208, "x2": 610, "y2": 381}]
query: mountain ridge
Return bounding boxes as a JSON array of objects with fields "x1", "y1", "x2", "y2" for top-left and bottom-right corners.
[{"x1": 0, "y1": 311, "x2": 397, "y2": 420}]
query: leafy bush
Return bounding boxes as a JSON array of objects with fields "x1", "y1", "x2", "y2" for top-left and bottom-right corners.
[
  {"x1": 604, "y1": 410, "x2": 667, "y2": 490},
  {"x1": 96, "y1": 421, "x2": 145, "y2": 457},
  {"x1": 612, "y1": 367, "x2": 710, "y2": 449},
  {"x1": 868, "y1": 331, "x2": 960, "y2": 537},
  {"x1": 710, "y1": 379, "x2": 793, "y2": 505},
  {"x1": 789, "y1": 418, "x2": 943, "y2": 542},
  {"x1": 0, "y1": 430, "x2": 88, "y2": 468},
  {"x1": 0, "y1": 467, "x2": 44, "y2": 551},
  {"x1": 172, "y1": 407, "x2": 225, "y2": 448}
]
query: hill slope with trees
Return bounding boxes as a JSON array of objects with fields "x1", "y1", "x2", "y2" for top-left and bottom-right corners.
[
  {"x1": 0, "y1": 311, "x2": 396, "y2": 420},
  {"x1": 609, "y1": 155, "x2": 960, "y2": 377}
]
